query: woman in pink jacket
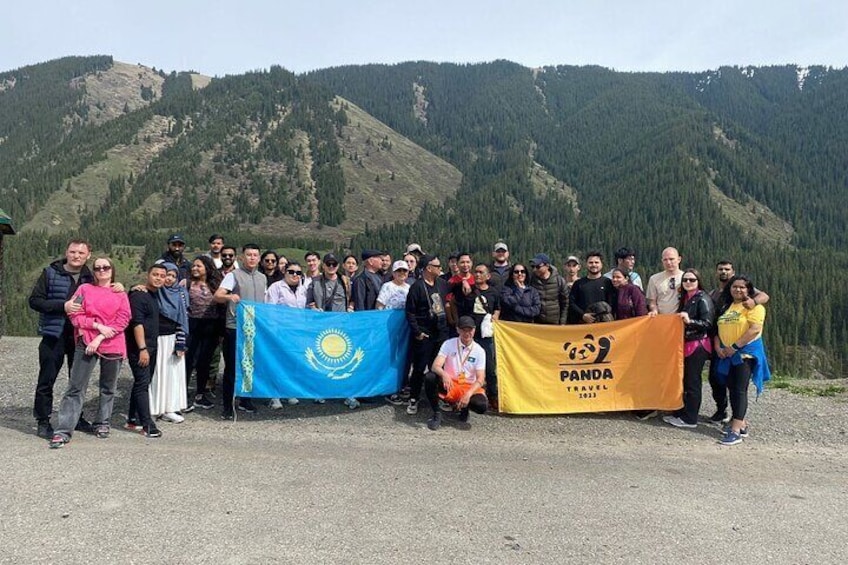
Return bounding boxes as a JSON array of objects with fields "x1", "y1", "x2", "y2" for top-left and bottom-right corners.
[{"x1": 49, "y1": 257, "x2": 131, "y2": 448}]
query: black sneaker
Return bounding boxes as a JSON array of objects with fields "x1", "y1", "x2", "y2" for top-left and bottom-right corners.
[
  {"x1": 221, "y1": 411, "x2": 234, "y2": 421},
  {"x1": 194, "y1": 395, "x2": 214, "y2": 410},
  {"x1": 427, "y1": 412, "x2": 442, "y2": 431},
  {"x1": 37, "y1": 420, "x2": 54, "y2": 439},
  {"x1": 237, "y1": 399, "x2": 256, "y2": 413},
  {"x1": 458, "y1": 408, "x2": 470, "y2": 423},
  {"x1": 709, "y1": 410, "x2": 730, "y2": 425},
  {"x1": 75, "y1": 417, "x2": 94, "y2": 434},
  {"x1": 143, "y1": 426, "x2": 162, "y2": 438},
  {"x1": 385, "y1": 394, "x2": 405, "y2": 406}
]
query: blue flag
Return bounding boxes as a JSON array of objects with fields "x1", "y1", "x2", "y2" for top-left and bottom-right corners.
[{"x1": 235, "y1": 302, "x2": 410, "y2": 399}]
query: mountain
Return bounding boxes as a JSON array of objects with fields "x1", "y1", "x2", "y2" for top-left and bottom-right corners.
[{"x1": 2, "y1": 56, "x2": 847, "y2": 376}]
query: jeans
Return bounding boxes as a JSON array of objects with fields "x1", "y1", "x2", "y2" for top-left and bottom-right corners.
[
  {"x1": 186, "y1": 317, "x2": 220, "y2": 398},
  {"x1": 128, "y1": 348, "x2": 157, "y2": 428},
  {"x1": 54, "y1": 345, "x2": 122, "y2": 439},
  {"x1": 728, "y1": 358, "x2": 754, "y2": 421},
  {"x1": 33, "y1": 332, "x2": 75, "y2": 421},
  {"x1": 408, "y1": 336, "x2": 443, "y2": 402},
  {"x1": 424, "y1": 371, "x2": 487, "y2": 416},
  {"x1": 678, "y1": 345, "x2": 709, "y2": 424}
]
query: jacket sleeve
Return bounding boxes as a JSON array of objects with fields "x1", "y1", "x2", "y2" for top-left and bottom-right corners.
[
  {"x1": 688, "y1": 294, "x2": 715, "y2": 335},
  {"x1": 512, "y1": 288, "x2": 541, "y2": 319},
  {"x1": 568, "y1": 281, "x2": 585, "y2": 320},
  {"x1": 352, "y1": 277, "x2": 366, "y2": 311},
  {"x1": 28, "y1": 269, "x2": 65, "y2": 315},
  {"x1": 633, "y1": 288, "x2": 648, "y2": 317},
  {"x1": 558, "y1": 277, "x2": 570, "y2": 325},
  {"x1": 405, "y1": 285, "x2": 422, "y2": 336}
]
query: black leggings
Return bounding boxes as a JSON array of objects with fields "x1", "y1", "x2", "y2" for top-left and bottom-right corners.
[
  {"x1": 678, "y1": 345, "x2": 709, "y2": 424},
  {"x1": 408, "y1": 337, "x2": 442, "y2": 402},
  {"x1": 424, "y1": 371, "x2": 487, "y2": 416},
  {"x1": 728, "y1": 358, "x2": 754, "y2": 422}
]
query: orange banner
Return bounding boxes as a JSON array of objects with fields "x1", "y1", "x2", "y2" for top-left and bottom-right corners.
[{"x1": 494, "y1": 316, "x2": 683, "y2": 414}]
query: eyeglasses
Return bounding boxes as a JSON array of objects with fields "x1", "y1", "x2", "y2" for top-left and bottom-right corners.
[
  {"x1": 428, "y1": 263, "x2": 441, "y2": 268},
  {"x1": 287, "y1": 270, "x2": 303, "y2": 275},
  {"x1": 681, "y1": 277, "x2": 698, "y2": 283},
  {"x1": 93, "y1": 266, "x2": 112, "y2": 272},
  {"x1": 513, "y1": 269, "x2": 527, "y2": 275},
  {"x1": 222, "y1": 254, "x2": 235, "y2": 258}
]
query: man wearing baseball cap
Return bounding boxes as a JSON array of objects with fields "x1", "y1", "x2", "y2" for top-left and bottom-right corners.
[
  {"x1": 352, "y1": 249, "x2": 384, "y2": 311},
  {"x1": 423, "y1": 316, "x2": 488, "y2": 430},
  {"x1": 488, "y1": 242, "x2": 511, "y2": 291},
  {"x1": 563, "y1": 255, "x2": 581, "y2": 290},
  {"x1": 160, "y1": 234, "x2": 190, "y2": 282}
]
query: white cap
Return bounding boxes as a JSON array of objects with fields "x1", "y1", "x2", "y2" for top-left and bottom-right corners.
[
  {"x1": 406, "y1": 243, "x2": 424, "y2": 254},
  {"x1": 392, "y1": 260, "x2": 410, "y2": 272}
]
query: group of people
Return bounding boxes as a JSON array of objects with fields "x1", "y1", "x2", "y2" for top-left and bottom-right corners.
[{"x1": 30, "y1": 235, "x2": 770, "y2": 446}]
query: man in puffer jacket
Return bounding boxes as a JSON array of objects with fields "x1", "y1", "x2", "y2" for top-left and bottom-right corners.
[{"x1": 529, "y1": 253, "x2": 568, "y2": 325}]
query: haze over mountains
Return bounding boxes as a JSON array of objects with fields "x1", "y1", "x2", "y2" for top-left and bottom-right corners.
[{"x1": 1, "y1": 56, "x2": 846, "y2": 375}]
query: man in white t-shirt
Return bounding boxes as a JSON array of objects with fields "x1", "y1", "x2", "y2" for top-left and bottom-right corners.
[
  {"x1": 424, "y1": 316, "x2": 487, "y2": 430},
  {"x1": 646, "y1": 247, "x2": 684, "y2": 316}
]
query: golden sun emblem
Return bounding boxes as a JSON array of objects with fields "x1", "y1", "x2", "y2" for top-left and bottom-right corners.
[{"x1": 305, "y1": 329, "x2": 365, "y2": 380}]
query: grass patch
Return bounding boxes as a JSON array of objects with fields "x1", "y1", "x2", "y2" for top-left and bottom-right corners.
[{"x1": 769, "y1": 376, "x2": 846, "y2": 397}]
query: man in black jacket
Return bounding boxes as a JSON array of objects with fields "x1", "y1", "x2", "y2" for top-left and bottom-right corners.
[
  {"x1": 568, "y1": 251, "x2": 617, "y2": 324},
  {"x1": 29, "y1": 239, "x2": 94, "y2": 439}
]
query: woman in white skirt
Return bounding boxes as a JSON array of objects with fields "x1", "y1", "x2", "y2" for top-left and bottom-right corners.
[{"x1": 150, "y1": 262, "x2": 190, "y2": 423}]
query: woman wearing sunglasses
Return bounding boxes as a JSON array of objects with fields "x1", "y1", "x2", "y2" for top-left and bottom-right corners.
[
  {"x1": 499, "y1": 263, "x2": 541, "y2": 323},
  {"x1": 50, "y1": 258, "x2": 131, "y2": 448},
  {"x1": 662, "y1": 268, "x2": 714, "y2": 429},
  {"x1": 261, "y1": 250, "x2": 283, "y2": 285}
]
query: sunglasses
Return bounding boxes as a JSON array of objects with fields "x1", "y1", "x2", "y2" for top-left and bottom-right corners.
[
  {"x1": 287, "y1": 270, "x2": 303, "y2": 275},
  {"x1": 668, "y1": 278, "x2": 677, "y2": 290},
  {"x1": 681, "y1": 277, "x2": 698, "y2": 283},
  {"x1": 428, "y1": 263, "x2": 441, "y2": 268},
  {"x1": 264, "y1": 258, "x2": 277, "y2": 263},
  {"x1": 93, "y1": 265, "x2": 112, "y2": 272},
  {"x1": 325, "y1": 262, "x2": 339, "y2": 268},
  {"x1": 513, "y1": 269, "x2": 527, "y2": 275},
  {"x1": 222, "y1": 254, "x2": 235, "y2": 258}
]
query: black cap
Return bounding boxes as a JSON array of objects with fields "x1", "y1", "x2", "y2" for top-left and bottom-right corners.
[
  {"x1": 457, "y1": 316, "x2": 476, "y2": 329},
  {"x1": 168, "y1": 234, "x2": 186, "y2": 244},
  {"x1": 361, "y1": 249, "x2": 382, "y2": 260},
  {"x1": 323, "y1": 253, "x2": 339, "y2": 265}
]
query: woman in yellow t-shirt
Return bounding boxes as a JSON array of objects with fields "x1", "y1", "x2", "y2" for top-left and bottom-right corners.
[{"x1": 714, "y1": 275, "x2": 769, "y2": 446}]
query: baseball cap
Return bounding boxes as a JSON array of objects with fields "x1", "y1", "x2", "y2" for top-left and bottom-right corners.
[
  {"x1": 361, "y1": 249, "x2": 382, "y2": 260},
  {"x1": 392, "y1": 260, "x2": 410, "y2": 272},
  {"x1": 167, "y1": 234, "x2": 186, "y2": 245},
  {"x1": 406, "y1": 243, "x2": 424, "y2": 254},
  {"x1": 323, "y1": 253, "x2": 339, "y2": 265},
  {"x1": 457, "y1": 316, "x2": 476, "y2": 329},
  {"x1": 566, "y1": 255, "x2": 580, "y2": 265},
  {"x1": 494, "y1": 242, "x2": 508, "y2": 252},
  {"x1": 531, "y1": 253, "x2": 551, "y2": 266}
]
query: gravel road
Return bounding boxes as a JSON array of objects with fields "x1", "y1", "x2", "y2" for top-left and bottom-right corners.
[{"x1": 1, "y1": 336, "x2": 846, "y2": 564}]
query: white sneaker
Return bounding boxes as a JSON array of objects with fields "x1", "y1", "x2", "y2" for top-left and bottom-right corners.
[
  {"x1": 269, "y1": 398, "x2": 284, "y2": 410},
  {"x1": 406, "y1": 399, "x2": 418, "y2": 415},
  {"x1": 344, "y1": 397, "x2": 360, "y2": 410},
  {"x1": 663, "y1": 415, "x2": 697, "y2": 429},
  {"x1": 313, "y1": 398, "x2": 326, "y2": 404},
  {"x1": 286, "y1": 398, "x2": 300, "y2": 405},
  {"x1": 161, "y1": 412, "x2": 185, "y2": 424}
]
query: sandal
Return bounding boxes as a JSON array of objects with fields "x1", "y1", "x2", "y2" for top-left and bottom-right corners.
[{"x1": 49, "y1": 435, "x2": 68, "y2": 449}]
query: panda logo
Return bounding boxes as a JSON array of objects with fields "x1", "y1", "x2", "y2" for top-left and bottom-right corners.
[{"x1": 562, "y1": 334, "x2": 614, "y2": 365}]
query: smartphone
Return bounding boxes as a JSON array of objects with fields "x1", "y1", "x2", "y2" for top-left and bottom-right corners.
[{"x1": 73, "y1": 295, "x2": 84, "y2": 305}]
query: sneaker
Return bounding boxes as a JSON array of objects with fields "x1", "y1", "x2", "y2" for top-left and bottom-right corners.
[
  {"x1": 36, "y1": 420, "x2": 54, "y2": 439},
  {"x1": 123, "y1": 420, "x2": 144, "y2": 432},
  {"x1": 182, "y1": 404, "x2": 195, "y2": 414},
  {"x1": 399, "y1": 387, "x2": 411, "y2": 401},
  {"x1": 75, "y1": 417, "x2": 94, "y2": 434},
  {"x1": 636, "y1": 410, "x2": 658, "y2": 421},
  {"x1": 286, "y1": 398, "x2": 300, "y2": 405},
  {"x1": 719, "y1": 431, "x2": 743, "y2": 446},
  {"x1": 344, "y1": 397, "x2": 361, "y2": 410},
  {"x1": 439, "y1": 400, "x2": 455, "y2": 413},
  {"x1": 269, "y1": 398, "x2": 284, "y2": 410},
  {"x1": 663, "y1": 415, "x2": 697, "y2": 429},
  {"x1": 143, "y1": 426, "x2": 162, "y2": 438},
  {"x1": 709, "y1": 410, "x2": 731, "y2": 425},
  {"x1": 458, "y1": 407, "x2": 470, "y2": 423},
  {"x1": 49, "y1": 434, "x2": 68, "y2": 449},
  {"x1": 94, "y1": 425, "x2": 110, "y2": 439},
  {"x1": 722, "y1": 425, "x2": 749, "y2": 438},
  {"x1": 427, "y1": 413, "x2": 442, "y2": 431},
  {"x1": 406, "y1": 399, "x2": 419, "y2": 415},
  {"x1": 161, "y1": 412, "x2": 185, "y2": 424},
  {"x1": 385, "y1": 394, "x2": 405, "y2": 406},
  {"x1": 237, "y1": 399, "x2": 256, "y2": 413},
  {"x1": 313, "y1": 398, "x2": 326, "y2": 405},
  {"x1": 221, "y1": 411, "x2": 234, "y2": 421},
  {"x1": 194, "y1": 395, "x2": 214, "y2": 410},
  {"x1": 206, "y1": 389, "x2": 217, "y2": 399}
]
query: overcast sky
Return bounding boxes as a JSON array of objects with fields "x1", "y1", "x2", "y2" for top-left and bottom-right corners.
[{"x1": 3, "y1": 1, "x2": 846, "y2": 76}]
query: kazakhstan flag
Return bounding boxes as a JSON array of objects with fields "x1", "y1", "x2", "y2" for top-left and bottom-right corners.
[{"x1": 235, "y1": 302, "x2": 410, "y2": 399}]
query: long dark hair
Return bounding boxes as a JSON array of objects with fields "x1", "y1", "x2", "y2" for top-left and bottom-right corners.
[
  {"x1": 505, "y1": 263, "x2": 528, "y2": 288},
  {"x1": 718, "y1": 274, "x2": 755, "y2": 316},
  {"x1": 677, "y1": 267, "x2": 704, "y2": 309},
  {"x1": 191, "y1": 255, "x2": 222, "y2": 292}
]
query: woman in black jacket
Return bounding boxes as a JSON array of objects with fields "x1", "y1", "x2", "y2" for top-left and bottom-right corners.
[
  {"x1": 663, "y1": 268, "x2": 715, "y2": 428},
  {"x1": 500, "y1": 264, "x2": 541, "y2": 323}
]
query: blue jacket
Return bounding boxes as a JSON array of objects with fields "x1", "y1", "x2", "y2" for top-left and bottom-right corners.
[
  {"x1": 29, "y1": 259, "x2": 94, "y2": 338},
  {"x1": 715, "y1": 338, "x2": 772, "y2": 396}
]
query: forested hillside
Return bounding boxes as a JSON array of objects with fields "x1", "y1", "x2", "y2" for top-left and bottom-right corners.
[{"x1": 2, "y1": 57, "x2": 847, "y2": 376}]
